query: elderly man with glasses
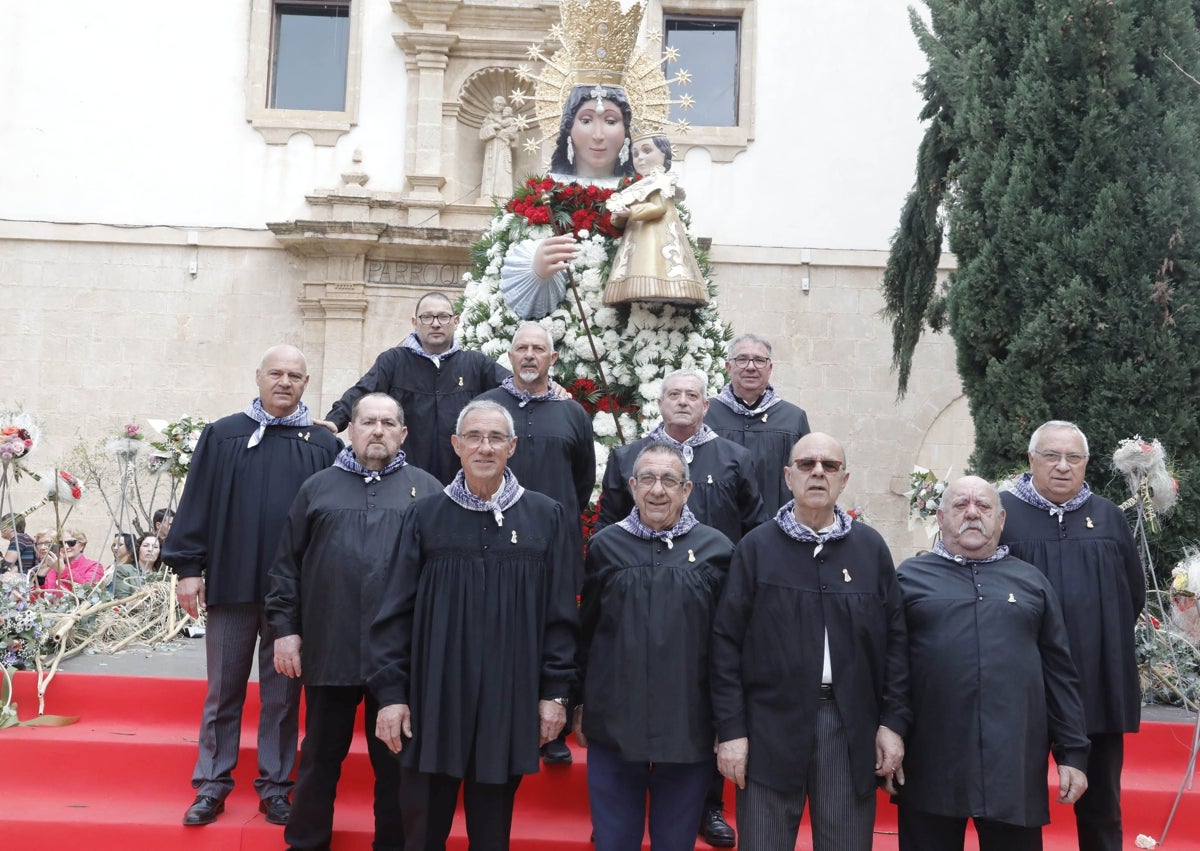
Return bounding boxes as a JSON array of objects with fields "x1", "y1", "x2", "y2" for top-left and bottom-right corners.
[
  {"x1": 999, "y1": 420, "x2": 1144, "y2": 851},
  {"x1": 320, "y1": 291, "x2": 512, "y2": 483},
  {"x1": 369, "y1": 399, "x2": 578, "y2": 851},
  {"x1": 575, "y1": 442, "x2": 733, "y2": 851},
  {"x1": 597, "y1": 367, "x2": 767, "y2": 846},
  {"x1": 705, "y1": 334, "x2": 811, "y2": 515},
  {"x1": 711, "y1": 432, "x2": 909, "y2": 851}
]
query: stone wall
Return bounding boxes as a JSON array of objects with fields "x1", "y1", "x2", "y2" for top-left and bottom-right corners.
[{"x1": 1, "y1": 222, "x2": 970, "y2": 562}]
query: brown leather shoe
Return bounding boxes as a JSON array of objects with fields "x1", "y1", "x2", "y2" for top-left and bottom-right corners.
[
  {"x1": 259, "y1": 794, "x2": 291, "y2": 825},
  {"x1": 182, "y1": 795, "x2": 224, "y2": 826}
]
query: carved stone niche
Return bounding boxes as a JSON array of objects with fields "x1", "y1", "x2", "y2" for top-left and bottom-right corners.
[{"x1": 455, "y1": 66, "x2": 541, "y2": 207}]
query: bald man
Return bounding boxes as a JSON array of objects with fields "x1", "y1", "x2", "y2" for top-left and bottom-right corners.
[
  {"x1": 894, "y1": 476, "x2": 1090, "y2": 851},
  {"x1": 165, "y1": 345, "x2": 341, "y2": 828}
]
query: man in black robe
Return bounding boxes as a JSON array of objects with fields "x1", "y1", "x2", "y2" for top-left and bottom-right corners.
[
  {"x1": 597, "y1": 369, "x2": 765, "y2": 546},
  {"x1": 712, "y1": 432, "x2": 908, "y2": 851},
  {"x1": 476, "y1": 320, "x2": 594, "y2": 765},
  {"x1": 999, "y1": 420, "x2": 1143, "y2": 851},
  {"x1": 596, "y1": 367, "x2": 765, "y2": 845},
  {"x1": 704, "y1": 333, "x2": 811, "y2": 514},
  {"x1": 896, "y1": 475, "x2": 1090, "y2": 851},
  {"x1": 266, "y1": 392, "x2": 440, "y2": 851},
  {"x1": 369, "y1": 399, "x2": 578, "y2": 851},
  {"x1": 320, "y1": 291, "x2": 511, "y2": 483},
  {"x1": 576, "y1": 442, "x2": 733, "y2": 850},
  {"x1": 164, "y1": 344, "x2": 341, "y2": 828}
]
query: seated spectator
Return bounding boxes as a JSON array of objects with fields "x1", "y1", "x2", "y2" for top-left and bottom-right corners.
[
  {"x1": 2, "y1": 513, "x2": 36, "y2": 573},
  {"x1": 31, "y1": 530, "x2": 58, "y2": 587},
  {"x1": 111, "y1": 532, "x2": 142, "y2": 596},
  {"x1": 42, "y1": 529, "x2": 104, "y2": 592},
  {"x1": 153, "y1": 508, "x2": 175, "y2": 541},
  {"x1": 136, "y1": 532, "x2": 163, "y2": 572}
]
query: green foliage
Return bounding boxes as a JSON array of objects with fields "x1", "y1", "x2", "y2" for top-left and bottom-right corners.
[{"x1": 888, "y1": 0, "x2": 1200, "y2": 574}]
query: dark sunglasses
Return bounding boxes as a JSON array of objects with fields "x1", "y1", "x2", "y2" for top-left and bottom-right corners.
[
  {"x1": 64, "y1": 539, "x2": 79, "y2": 546},
  {"x1": 792, "y1": 458, "x2": 844, "y2": 473}
]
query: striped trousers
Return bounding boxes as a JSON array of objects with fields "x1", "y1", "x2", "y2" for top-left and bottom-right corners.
[
  {"x1": 192, "y1": 602, "x2": 301, "y2": 800},
  {"x1": 735, "y1": 700, "x2": 875, "y2": 851}
]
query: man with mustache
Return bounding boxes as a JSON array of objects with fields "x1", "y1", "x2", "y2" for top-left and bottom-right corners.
[
  {"x1": 711, "y1": 432, "x2": 909, "y2": 851},
  {"x1": 266, "y1": 393, "x2": 440, "y2": 850},
  {"x1": 895, "y1": 475, "x2": 1090, "y2": 851},
  {"x1": 476, "y1": 321, "x2": 595, "y2": 765},
  {"x1": 999, "y1": 420, "x2": 1144, "y2": 851}
]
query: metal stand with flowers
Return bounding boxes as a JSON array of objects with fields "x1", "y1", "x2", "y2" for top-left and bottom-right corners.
[
  {"x1": 0, "y1": 413, "x2": 206, "y2": 724},
  {"x1": 905, "y1": 466, "x2": 949, "y2": 544},
  {"x1": 1111, "y1": 436, "x2": 1197, "y2": 849}
]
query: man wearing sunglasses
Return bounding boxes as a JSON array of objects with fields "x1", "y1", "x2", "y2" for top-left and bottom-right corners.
[
  {"x1": 705, "y1": 334, "x2": 811, "y2": 515},
  {"x1": 999, "y1": 420, "x2": 1143, "y2": 851},
  {"x1": 320, "y1": 291, "x2": 512, "y2": 484},
  {"x1": 711, "y1": 432, "x2": 909, "y2": 851}
]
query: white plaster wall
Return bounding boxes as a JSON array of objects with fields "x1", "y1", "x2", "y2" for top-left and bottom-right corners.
[
  {"x1": 0, "y1": 0, "x2": 409, "y2": 228},
  {"x1": 677, "y1": 0, "x2": 930, "y2": 251},
  {"x1": 2, "y1": 1, "x2": 927, "y2": 250}
]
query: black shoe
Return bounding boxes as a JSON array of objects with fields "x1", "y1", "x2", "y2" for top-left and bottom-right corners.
[
  {"x1": 699, "y1": 806, "x2": 736, "y2": 847},
  {"x1": 182, "y1": 795, "x2": 224, "y2": 826},
  {"x1": 259, "y1": 794, "x2": 291, "y2": 825},
  {"x1": 540, "y1": 738, "x2": 573, "y2": 764}
]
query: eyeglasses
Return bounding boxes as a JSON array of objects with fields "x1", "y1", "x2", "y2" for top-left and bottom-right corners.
[
  {"x1": 35, "y1": 541, "x2": 52, "y2": 549},
  {"x1": 64, "y1": 539, "x2": 80, "y2": 546},
  {"x1": 730, "y1": 355, "x2": 771, "y2": 369},
  {"x1": 1034, "y1": 451, "x2": 1088, "y2": 466},
  {"x1": 457, "y1": 432, "x2": 511, "y2": 448},
  {"x1": 634, "y1": 473, "x2": 685, "y2": 492},
  {"x1": 792, "y1": 457, "x2": 844, "y2": 473},
  {"x1": 417, "y1": 313, "x2": 455, "y2": 326}
]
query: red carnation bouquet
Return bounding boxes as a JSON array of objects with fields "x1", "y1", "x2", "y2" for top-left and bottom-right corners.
[{"x1": 505, "y1": 176, "x2": 629, "y2": 239}]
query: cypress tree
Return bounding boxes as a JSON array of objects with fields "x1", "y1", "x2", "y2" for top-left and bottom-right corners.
[{"x1": 884, "y1": 0, "x2": 1200, "y2": 571}]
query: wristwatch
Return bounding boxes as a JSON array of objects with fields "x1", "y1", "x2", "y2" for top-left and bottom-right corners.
[{"x1": 549, "y1": 696, "x2": 569, "y2": 707}]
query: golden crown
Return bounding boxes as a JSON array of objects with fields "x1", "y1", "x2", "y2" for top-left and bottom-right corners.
[
  {"x1": 510, "y1": 0, "x2": 694, "y2": 158},
  {"x1": 558, "y1": 0, "x2": 643, "y2": 86}
]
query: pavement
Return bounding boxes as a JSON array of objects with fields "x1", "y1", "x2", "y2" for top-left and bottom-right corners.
[{"x1": 56, "y1": 631, "x2": 240, "y2": 680}]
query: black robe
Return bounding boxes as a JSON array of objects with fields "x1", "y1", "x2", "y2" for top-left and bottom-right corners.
[
  {"x1": 711, "y1": 520, "x2": 910, "y2": 797},
  {"x1": 264, "y1": 463, "x2": 441, "y2": 686},
  {"x1": 475, "y1": 388, "x2": 595, "y2": 585},
  {"x1": 367, "y1": 490, "x2": 578, "y2": 783},
  {"x1": 579, "y1": 523, "x2": 733, "y2": 764},
  {"x1": 999, "y1": 491, "x2": 1144, "y2": 735},
  {"x1": 895, "y1": 551, "x2": 1090, "y2": 827},
  {"x1": 704, "y1": 397, "x2": 810, "y2": 514},
  {"x1": 595, "y1": 436, "x2": 766, "y2": 544},
  {"x1": 163, "y1": 413, "x2": 341, "y2": 606},
  {"x1": 325, "y1": 347, "x2": 511, "y2": 483}
]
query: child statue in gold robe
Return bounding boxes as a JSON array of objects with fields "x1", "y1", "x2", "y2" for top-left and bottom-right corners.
[{"x1": 604, "y1": 132, "x2": 708, "y2": 306}]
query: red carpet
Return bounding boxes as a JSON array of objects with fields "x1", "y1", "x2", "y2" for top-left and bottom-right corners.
[{"x1": 3, "y1": 671, "x2": 1199, "y2": 850}]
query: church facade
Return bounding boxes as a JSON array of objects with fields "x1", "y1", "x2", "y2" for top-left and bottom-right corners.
[{"x1": 1, "y1": 0, "x2": 968, "y2": 557}]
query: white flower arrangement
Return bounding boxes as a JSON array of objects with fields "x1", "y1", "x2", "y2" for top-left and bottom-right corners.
[{"x1": 458, "y1": 180, "x2": 731, "y2": 460}]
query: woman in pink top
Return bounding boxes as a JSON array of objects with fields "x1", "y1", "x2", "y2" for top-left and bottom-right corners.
[{"x1": 41, "y1": 529, "x2": 104, "y2": 591}]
